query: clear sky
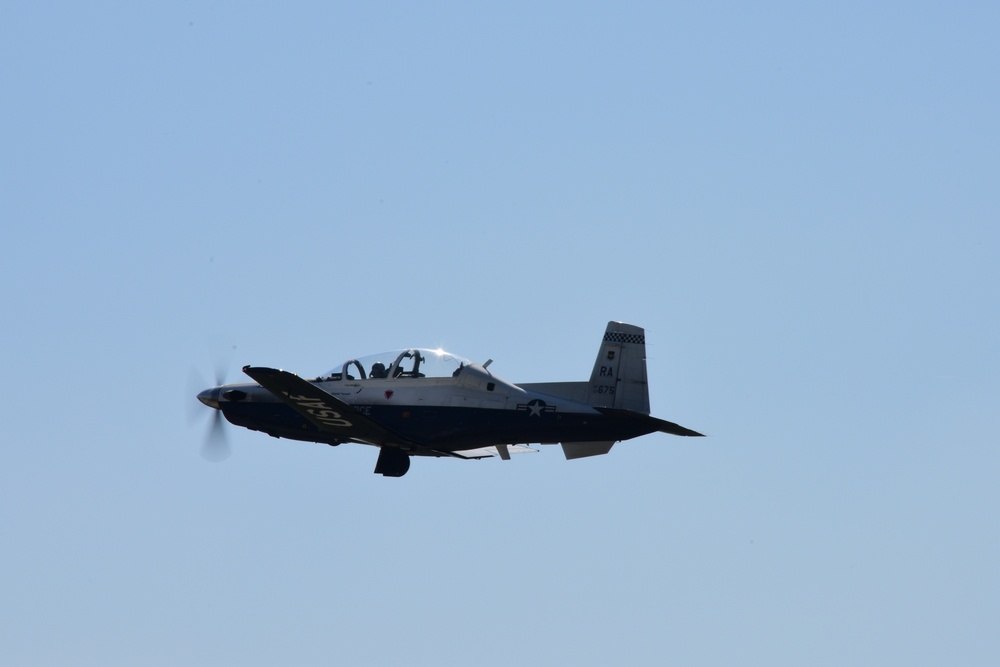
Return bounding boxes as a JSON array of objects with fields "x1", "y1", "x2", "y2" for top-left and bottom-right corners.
[{"x1": 2, "y1": 2, "x2": 998, "y2": 665}]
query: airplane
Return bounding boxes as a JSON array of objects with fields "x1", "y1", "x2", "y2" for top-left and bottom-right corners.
[{"x1": 195, "y1": 322, "x2": 703, "y2": 476}]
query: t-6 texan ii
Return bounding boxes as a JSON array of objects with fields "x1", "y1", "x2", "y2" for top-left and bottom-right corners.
[{"x1": 196, "y1": 322, "x2": 703, "y2": 477}]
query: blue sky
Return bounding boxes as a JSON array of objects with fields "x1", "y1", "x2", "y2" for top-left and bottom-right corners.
[{"x1": 2, "y1": 2, "x2": 998, "y2": 665}]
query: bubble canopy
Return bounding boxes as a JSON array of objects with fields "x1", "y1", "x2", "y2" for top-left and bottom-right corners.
[{"x1": 322, "y1": 348, "x2": 474, "y2": 381}]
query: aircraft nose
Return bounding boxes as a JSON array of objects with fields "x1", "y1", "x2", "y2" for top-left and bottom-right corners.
[{"x1": 197, "y1": 387, "x2": 220, "y2": 409}]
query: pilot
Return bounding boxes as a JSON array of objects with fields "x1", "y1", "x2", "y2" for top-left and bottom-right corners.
[{"x1": 370, "y1": 361, "x2": 386, "y2": 379}]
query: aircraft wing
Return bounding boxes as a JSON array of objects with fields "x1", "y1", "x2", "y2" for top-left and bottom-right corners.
[
  {"x1": 243, "y1": 365, "x2": 415, "y2": 446},
  {"x1": 450, "y1": 445, "x2": 539, "y2": 460}
]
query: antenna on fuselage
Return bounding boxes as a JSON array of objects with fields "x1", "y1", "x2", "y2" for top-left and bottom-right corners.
[{"x1": 483, "y1": 359, "x2": 493, "y2": 368}]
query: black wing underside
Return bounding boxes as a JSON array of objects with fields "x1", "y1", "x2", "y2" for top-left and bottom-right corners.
[
  {"x1": 242, "y1": 366, "x2": 412, "y2": 446},
  {"x1": 242, "y1": 366, "x2": 476, "y2": 459}
]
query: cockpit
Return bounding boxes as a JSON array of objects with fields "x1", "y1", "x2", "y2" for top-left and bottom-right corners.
[{"x1": 318, "y1": 348, "x2": 474, "y2": 382}]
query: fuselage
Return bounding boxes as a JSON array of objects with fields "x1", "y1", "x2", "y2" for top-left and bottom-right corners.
[
  {"x1": 195, "y1": 324, "x2": 704, "y2": 476},
  {"x1": 212, "y1": 361, "x2": 657, "y2": 454}
]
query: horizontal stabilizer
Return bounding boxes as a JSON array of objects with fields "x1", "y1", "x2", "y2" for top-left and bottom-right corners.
[
  {"x1": 596, "y1": 407, "x2": 705, "y2": 437},
  {"x1": 562, "y1": 441, "x2": 615, "y2": 460}
]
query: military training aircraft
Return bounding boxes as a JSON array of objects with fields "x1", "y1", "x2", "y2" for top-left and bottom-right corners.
[{"x1": 195, "y1": 322, "x2": 703, "y2": 477}]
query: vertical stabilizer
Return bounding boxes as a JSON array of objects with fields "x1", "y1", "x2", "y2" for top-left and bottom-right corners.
[{"x1": 588, "y1": 322, "x2": 650, "y2": 414}]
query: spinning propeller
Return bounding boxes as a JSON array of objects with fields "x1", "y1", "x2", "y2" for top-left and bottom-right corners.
[{"x1": 189, "y1": 362, "x2": 232, "y2": 462}]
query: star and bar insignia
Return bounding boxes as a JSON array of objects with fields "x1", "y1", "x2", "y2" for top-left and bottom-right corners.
[{"x1": 517, "y1": 398, "x2": 556, "y2": 417}]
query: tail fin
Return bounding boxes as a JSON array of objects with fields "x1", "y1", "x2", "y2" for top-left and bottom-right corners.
[{"x1": 588, "y1": 322, "x2": 650, "y2": 414}]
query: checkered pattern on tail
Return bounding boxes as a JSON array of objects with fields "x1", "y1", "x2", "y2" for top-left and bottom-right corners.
[{"x1": 603, "y1": 331, "x2": 645, "y2": 345}]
